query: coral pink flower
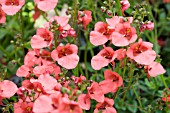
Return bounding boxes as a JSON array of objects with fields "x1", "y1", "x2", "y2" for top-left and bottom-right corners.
[
  {"x1": 31, "y1": 28, "x2": 53, "y2": 49},
  {"x1": 51, "y1": 44, "x2": 79, "y2": 69},
  {"x1": 104, "y1": 70, "x2": 123, "y2": 87},
  {"x1": 99, "y1": 70, "x2": 123, "y2": 94},
  {"x1": 58, "y1": 97, "x2": 82, "y2": 113},
  {"x1": 126, "y1": 39, "x2": 156, "y2": 65},
  {"x1": 0, "y1": 80, "x2": 18, "y2": 99},
  {"x1": 99, "y1": 80, "x2": 118, "y2": 94},
  {"x1": 115, "y1": 48, "x2": 126, "y2": 61},
  {"x1": 90, "y1": 22, "x2": 114, "y2": 46},
  {"x1": 112, "y1": 22, "x2": 137, "y2": 46},
  {"x1": 14, "y1": 99, "x2": 33, "y2": 113},
  {"x1": 91, "y1": 46, "x2": 117, "y2": 70},
  {"x1": 120, "y1": 0, "x2": 130, "y2": 15},
  {"x1": 140, "y1": 21, "x2": 154, "y2": 32},
  {"x1": 94, "y1": 97, "x2": 117, "y2": 113},
  {"x1": 34, "y1": 0, "x2": 58, "y2": 12},
  {"x1": 78, "y1": 10, "x2": 92, "y2": 29},
  {"x1": 46, "y1": 16, "x2": 71, "y2": 31},
  {"x1": 33, "y1": 95, "x2": 54, "y2": 112},
  {"x1": 16, "y1": 65, "x2": 31, "y2": 77},
  {"x1": 0, "y1": 6, "x2": 6, "y2": 24},
  {"x1": 0, "y1": 0, "x2": 25, "y2": 15},
  {"x1": 146, "y1": 62, "x2": 166, "y2": 77},
  {"x1": 38, "y1": 74, "x2": 60, "y2": 92},
  {"x1": 87, "y1": 82, "x2": 104, "y2": 102},
  {"x1": 24, "y1": 50, "x2": 42, "y2": 67},
  {"x1": 78, "y1": 94, "x2": 91, "y2": 110},
  {"x1": 106, "y1": 16, "x2": 121, "y2": 29}
]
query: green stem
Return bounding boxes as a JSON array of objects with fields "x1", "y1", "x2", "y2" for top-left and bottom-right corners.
[
  {"x1": 132, "y1": 85, "x2": 143, "y2": 109},
  {"x1": 39, "y1": 10, "x2": 49, "y2": 21},
  {"x1": 161, "y1": 74, "x2": 168, "y2": 89},
  {"x1": 84, "y1": 31, "x2": 89, "y2": 79},
  {"x1": 116, "y1": 0, "x2": 122, "y2": 16},
  {"x1": 54, "y1": 7, "x2": 59, "y2": 16},
  {"x1": 19, "y1": 9, "x2": 25, "y2": 56}
]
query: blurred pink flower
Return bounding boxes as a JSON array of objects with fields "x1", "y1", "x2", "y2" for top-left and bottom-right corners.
[
  {"x1": 34, "y1": 0, "x2": 58, "y2": 11},
  {"x1": 0, "y1": 6, "x2": 6, "y2": 23},
  {"x1": 78, "y1": 10, "x2": 92, "y2": 29},
  {"x1": 120, "y1": 0, "x2": 130, "y2": 15},
  {"x1": 0, "y1": 0, "x2": 25, "y2": 15}
]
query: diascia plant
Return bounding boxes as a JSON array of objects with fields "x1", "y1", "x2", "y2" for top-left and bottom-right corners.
[{"x1": 0, "y1": 0, "x2": 169, "y2": 113}]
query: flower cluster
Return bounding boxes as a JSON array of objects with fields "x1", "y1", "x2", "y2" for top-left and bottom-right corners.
[
  {"x1": 0, "y1": 0, "x2": 59, "y2": 23},
  {"x1": 90, "y1": 15, "x2": 165, "y2": 77},
  {"x1": 0, "y1": 0, "x2": 168, "y2": 112}
]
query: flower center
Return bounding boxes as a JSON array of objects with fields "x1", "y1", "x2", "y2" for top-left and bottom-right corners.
[
  {"x1": 5, "y1": 0, "x2": 19, "y2": 6},
  {"x1": 58, "y1": 48, "x2": 73, "y2": 58},
  {"x1": 133, "y1": 44, "x2": 148, "y2": 56},
  {"x1": 120, "y1": 28, "x2": 132, "y2": 40},
  {"x1": 102, "y1": 52, "x2": 113, "y2": 60}
]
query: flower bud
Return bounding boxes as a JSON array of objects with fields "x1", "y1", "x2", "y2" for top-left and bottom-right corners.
[
  {"x1": 101, "y1": 6, "x2": 107, "y2": 12},
  {"x1": 106, "y1": 10, "x2": 112, "y2": 16}
]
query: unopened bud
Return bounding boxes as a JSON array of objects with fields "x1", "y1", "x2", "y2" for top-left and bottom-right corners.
[
  {"x1": 106, "y1": 10, "x2": 112, "y2": 16},
  {"x1": 101, "y1": 6, "x2": 107, "y2": 12}
]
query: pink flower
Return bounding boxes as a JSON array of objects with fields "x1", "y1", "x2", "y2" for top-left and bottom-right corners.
[
  {"x1": 140, "y1": 21, "x2": 154, "y2": 32},
  {"x1": 104, "y1": 70, "x2": 123, "y2": 87},
  {"x1": 94, "y1": 97, "x2": 117, "y2": 113},
  {"x1": 78, "y1": 10, "x2": 92, "y2": 29},
  {"x1": 120, "y1": 0, "x2": 130, "y2": 15},
  {"x1": 146, "y1": 62, "x2": 166, "y2": 77},
  {"x1": 33, "y1": 95, "x2": 54, "y2": 112},
  {"x1": 0, "y1": 6, "x2": 6, "y2": 23},
  {"x1": 46, "y1": 16, "x2": 71, "y2": 31},
  {"x1": 87, "y1": 82, "x2": 104, "y2": 102},
  {"x1": 16, "y1": 65, "x2": 31, "y2": 77},
  {"x1": 51, "y1": 44, "x2": 79, "y2": 69},
  {"x1": 78, "y1": 94, "x2": 91, "y2": 110},
  {"x1": 0, "y1": 80, "x2": 18, "y2": 99},
  {"x1": 0, "y1": 0, "x2": 25, "y2": 15},
  {"x1": 14, "y1": 99, "x2": 33, "y2": 113},
  {"x1": 112, "y1": 22, "x2": 137, "y2": 46},
  {"x1": 58, "y1": 97, "x2": 82, "y2": 113},
  {"x1": 115, "y1": 49, "x2": 126, "y2": 61},
  {"x1": 99, "y1": 70, "x2": 123, "y2": 94},
  {"x1": 91, "y1": 46, "x2": 117, "y2": 70},
  {"x1": 106, "y1": 16, "x2": 121, "y2": 29},
  {"x1": 126, "y1": 39, "x2": 156, "y2": 65},
  {"x1": 90, "y1": 22, "x2": 114, "y2": 46},
  {"x1": 31, "y1": 28, "x2": 53, "y2": 49},
  {"x1": 34, "y1": 0, "x2": 58, "y2": 12}
]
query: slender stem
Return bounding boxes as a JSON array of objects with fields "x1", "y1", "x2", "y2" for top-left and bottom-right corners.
[
  {"x1": 39, "y1": 9, "x2": 49, "y2": 21},
  {"x1": 19, "y1": 9, "x2": 25, "y2": 55},
  {"x1": 84, "y1": 31, "x2": 89, "y2": 79},
  {"x1": 132, "y1": 85, "x2": 143, "y2": 109},
  {"x1": 54, "y1": 7, "x2": 59, "y2": 16},
  {"x1": 161, "y1": 74, "x2": 168, "y2": 89}
]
